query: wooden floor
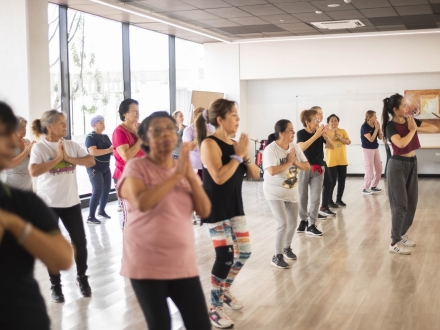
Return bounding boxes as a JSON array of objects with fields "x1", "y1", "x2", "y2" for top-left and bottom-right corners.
[{"x1": 34, "y1": 176, "x2": 440, "y2": 330}]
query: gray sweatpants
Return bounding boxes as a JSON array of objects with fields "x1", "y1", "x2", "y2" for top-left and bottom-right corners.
[
  {"x1": 386, "y1": 156, "x2": 418, "y2": 244},
  {"x1": 267, "y1": 200, "x2": 299, "y2": 255},
  {"x1": 298, "y1": 167, "x2": 325, "y2": 226}
]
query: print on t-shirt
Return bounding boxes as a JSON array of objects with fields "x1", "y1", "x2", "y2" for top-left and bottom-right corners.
[
  {"x1": 49, "y1": 159, "x2": 75, "y2": 175},
  {"x1": 278, "y1": 157, "x2": 298, "y2": 189}
]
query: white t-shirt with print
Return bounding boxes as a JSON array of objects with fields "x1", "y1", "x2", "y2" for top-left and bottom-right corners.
[
  {"x1": 30, "y1": 139, "x2": 88, "y2": 208},
  {"x1": 262, "y1": 141, "x2": 308, "y2": 202}
]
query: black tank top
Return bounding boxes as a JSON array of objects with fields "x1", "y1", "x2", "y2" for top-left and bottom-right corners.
[{"x1": 202, "y1": 136, "x2": 247, "y2": 223}]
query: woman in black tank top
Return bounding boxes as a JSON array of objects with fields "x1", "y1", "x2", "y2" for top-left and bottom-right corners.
[{"x1": 195, "y1": 99, "x2": 260, "y2": 329}]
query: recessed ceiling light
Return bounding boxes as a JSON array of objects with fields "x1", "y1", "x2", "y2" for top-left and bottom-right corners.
[
  {"x1": 316, "y1": 11, "x2": 323, "y2": 14},
  {"x1": 328, "y1": 4, "x2": 340, "y2": 7}
]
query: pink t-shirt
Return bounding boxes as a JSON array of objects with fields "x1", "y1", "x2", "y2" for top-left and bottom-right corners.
[
  {"x1": 118, "y1": 157, "x2": 200, "y2": 279},
  {"x1": 112, "y1": 125, "x2": 145, "y2": 179}
]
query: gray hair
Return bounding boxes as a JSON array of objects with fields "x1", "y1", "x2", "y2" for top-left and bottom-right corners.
[
  {"x1": 31, "y1": 110, "x2": 65, "y2": 137},
  {"x1": 16, "y1": 116, "x2": 28, "y2": 125}
]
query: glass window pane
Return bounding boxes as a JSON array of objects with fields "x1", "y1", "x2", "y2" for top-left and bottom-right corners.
[
  {"x1": 48, "y1": 3, "x2": 61, "y2": 111},
  {"x1": 68, "y1": 10, "x2": 123, "y2": 195},
  {"x1": 130, "y1": 26, "x2": 169, "y2": 117},
  {"x1": 175, "y1": 38, "x2": 204, "y2": 125}
]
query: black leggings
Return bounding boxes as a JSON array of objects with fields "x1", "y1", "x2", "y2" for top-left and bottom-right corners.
[
  {"x1": 131, "y1": 277, "x2": 211, "y2": 330},
  {"x1": 328, "y1": 165, "x2": 347, "y2": 202},
  {"x1": 321, "y1": 162, "x2": 333, "y2": 208},
  {"x1": 48, "y1": 204, "x2": 88, "y2": 284}
]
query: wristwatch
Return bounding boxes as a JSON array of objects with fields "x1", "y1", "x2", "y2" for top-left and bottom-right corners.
[
  {"x1": 230, "y1": 155, "x2": 243, "y2": 163},
  {"x1": 243, "y1": 158, "x2": 251, "y2": 165}
]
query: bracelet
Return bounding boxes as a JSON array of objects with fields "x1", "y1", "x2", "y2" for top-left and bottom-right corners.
[
  {"x1": 18, "y1": 222, "x2": 32, "y2": 245},
  {"x1": 230, "y1": 155, "x2": 243, "y2": 163},
  {"x1": 243, "y1": 158, "x2": 251, "y2": 165}
]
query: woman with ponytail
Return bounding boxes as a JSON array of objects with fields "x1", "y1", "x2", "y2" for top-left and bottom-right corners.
[
  {"x1": 296, "y1": 109, "x2": 335, "y2": 237},
  {"x1": 263, "y1": 120, "x2": 310, "y2": 269},
  {"x1": 360, "y1": 110, "x2": 384, "y2": 195},
  {"x1": 198, "y1": 99, "x2": 260, "y2": 328},
  {"x1": 382, "y1": 93, "x2": 438, "y2": 255}
]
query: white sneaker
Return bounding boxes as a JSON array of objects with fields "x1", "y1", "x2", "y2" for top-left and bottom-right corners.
[
  {"x1": 401, "y1": 235, "x2": 416, "y2": 247},
  {"x1": 363, "y1": 189, "x2": 374, "y2": 195},
  {"x1": 117, "y1": 205, "x2": 122, "y2": 212},
  {"x1": 389, "y1": 242, "x2": 412, "y2": 255},
  {"x1": 209, "y1": 306, "x2": 234, "y2": 328},
  {"x1": 223, "y1": 291, "x2": 243, "y2": 310}
]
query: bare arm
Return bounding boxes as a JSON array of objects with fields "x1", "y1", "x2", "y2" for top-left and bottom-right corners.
[
  {"x1": 245, "y1": 163, "x2": 261, "y2": 180},
  {"x1": 417, "y1": 122, "x2": 439, "y2": 133},
  {"x1": 0, "y1": 209, "x2": 72, "y2": 273},
  {"x1": 186, "y1": 174, "x2": 211, "y2": 218},
  {"x1": 88, "y1": 146, "x2": 113, "y2": 156},
  {"x1": 30, "y1": 156, "x2": 62, "y2": 177},
  {"x1": 116, "y1": 140, "x2": 142, "y2": 162},
  {"x1": 64, "y1": 154, "x2": 95, "y2": 168},
  {"x1": 364, "y1": 127, "x2": 379, "y2": 142},
  {"x1": 295, "y1": 160, "x2": 310, "y2": 171},
  {"x1": 323, "y1": 134, "x2": 335, "y2": 150},
  {"x1": 188, "y1": 139, "x2": 198, "y2": 151},
  {"x1": 266, "y1": 161, "x2": 292, "y2": 176},
  {"x1": 9, "y1": 150, "x2": 29, "y2": 169}
]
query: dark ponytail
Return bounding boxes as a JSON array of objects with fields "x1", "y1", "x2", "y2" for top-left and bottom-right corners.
[
  {"x1": 268, "y1": 119, "x2": 291, "y2": 144},
  {"x1": 382, "y1": 93, "x2": 403, "y2": 138}
]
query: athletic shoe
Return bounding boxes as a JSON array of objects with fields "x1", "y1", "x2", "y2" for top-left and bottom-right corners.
[
  {"x1": 318, "y1": 213, "x2": 327, "y2": 220},
  {"x1": 271, "y1": 254, "x2": 289, "y2": 269},
  {"x1": 223, "y1": 291, "x2": 243, "y2": 310},
  {"x1": 76, "y1": 275, "x2": 92, "y2": 297},
  {"x1": 87, "y1": 216, "x2": 101, "y2": 224},
  {"x1": 389, "y1": 242, "x2": 411, "y2": 255},
  {"x1": 401, "y1": 235, "x2": 416, "y2": 247},
  {"x1": 320, "y1": 207, "x2": 336, "y2": 217},
  {"x1": 117, "y1": 205, "x2": 122, "y2": 212},
  {"x1": 97, "y1": 211, "x2": 111, "y2": 219},
  {"x1": 297, "y1": 220, "x2": 308, "y2": 233},
  {"x1": 328, "y1": 201, "x2": 339, "y2": 208},
  {"x1": 283, "y1": 247, "x2": 297, "y2": 260},
  {"x1": 306, "y1": 225, "x2": 323, "y2": 236},
  {"x1": 50, "y1": 284, "x2": 65, "y2": 303},
  {"x1": 370, "y1": 187, "x2": 382, "y2": 193},
  {"x1": 336, "y1": 200, "x2": 347, "y2": 207},
  {"x1": 209, "y1": 306, "x2": 234, "y2": 329},
  {"x1": 363, "y1": 189, "x2": 374, "y2": 195}
]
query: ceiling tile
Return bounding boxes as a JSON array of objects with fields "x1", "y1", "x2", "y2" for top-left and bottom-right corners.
[
  {"x1": 279, "y1": 22, "x2": 316, "y2": 30},
  {"x1": 389, "y1": 0, "x2": 429, "y2": 5},
  {"x1": 360, "y1": 7, "x2": 399, "y2": 18},
  {"x1": 369, "y1": 16, "x2": 404, "y2": 25},
  {"x1": 236, "y1": 32, "x2": 266, "y2": 37},
  {"x1": 239, "y1": 4, "x2": 286, "y2": 16},
  {"x1": 206, "y1": 7, "x2": 253, "y2": 18},
  {"x1": 350, "y1": 0, "x2": 392, "y2": 9},
  {"x1": 292, "y1": 12, "x2": 332, "y2": 21},
  {"x1": 326, "y1": 9, "x2": 365, "y2": 19},
  {"x1": 216, "y1": 24, "x2": 286, "y2": 34},
  {"x1": 401, "y1": 14, "x2": 435, "y2": 23},
  {"x1": 274, "y1": 2, "x2": 319, "y2": 14},
  {"x1": 223, "y1": 0, "x2": 268, "y2": 5},
  {"x1": 431, "y1": 0, "x2": 440, "y2": 3},
  {"x1": 311, "y1": 1, "x2": 356, "y2": 12},
  {"x1": 180, "y1": 0, "x2": 232, "y2": 9},
  {"x1": 138, "y1": 0, "x2": 197, "y2": 12},
  {"x1": 395, "y1": 4, "x2": 433, "y2": 15},
  {"x1": 260, "y1": 14, "x2": 301, "y2": 24},
  {"x1": 406, "y1": 22, "x2": 437, "y2": 28},
  {"x1": 433, "y1": 4, "x2": 440, "y2": 12},
  {"x1": 173, "y1": 10, "x2": 220, "y2": 20},
  {"x1": 437, "y1": 13, "x2": 440, "y2": 20},
  {"x1": 263, "y1": 31, "x2": 295, "y2": 36},
  {"x1": 376, "y1": 24, "x2": 408, "y2": 30},
  {"x1": 228, "y1": 16, "x2": 269, "y2": 25},
  {"x1": 197, "y1": 18, "x2": 240, "y2": 27}
]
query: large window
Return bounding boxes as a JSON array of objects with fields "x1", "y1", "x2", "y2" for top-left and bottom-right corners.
[
  {"x1": 130, "y1": 26, "x2": 169, "y2": 117},
  {"x1": 176, "y1": 38, "x2": 204, "y2": 125},
  {"x1": 48, "y1": 3, "x2": 61, "y2": 110}
]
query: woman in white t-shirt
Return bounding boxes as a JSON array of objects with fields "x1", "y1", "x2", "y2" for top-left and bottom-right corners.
[
  {"x1": 29, "y1": 110, "x2": 95, "y2": 304},
  {"x1": 263, "y1": 119, "x2": 310, "y2": 269}
]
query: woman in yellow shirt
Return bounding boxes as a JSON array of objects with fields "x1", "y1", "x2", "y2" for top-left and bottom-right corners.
[{"x1": 325, "y1": 114, "x2": 351, "y2": 207}]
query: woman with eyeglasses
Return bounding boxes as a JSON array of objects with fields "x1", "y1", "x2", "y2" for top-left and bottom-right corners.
[
  {"x1": 0, "y1": 101, "x2": 72, "y2": 330},
  {"x1": 4, "y1": 116, "x2": 35, "y2": 190},
  {"x1": 296, "y1": 109, "x2": 334, "y2": 237},
  {"x1": 112, "y1": 99, "x2": 145, "y2": 226},
  {"x1": 118, "y1": 111, "x2": 212, "y2": 330}
]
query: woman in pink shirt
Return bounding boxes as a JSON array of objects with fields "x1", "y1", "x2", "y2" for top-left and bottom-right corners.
[
  {"x1": 118, "y1": 111, "x2": 212, "y2": 330},
  {"x1": 112, "y1": 99, "x2": 145, "y2": 226}
]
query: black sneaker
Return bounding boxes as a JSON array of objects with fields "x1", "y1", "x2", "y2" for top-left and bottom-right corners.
[
  {"x1": 271, "y1": 254, "x2": 289, "y2": 269},
  {"x1": 306, "y1": 224, "x2": 323, "y2": 236},
  {"x1": 87, "y1": 216, "x2": 101, "y2": 224},
  {"x1": 76, "y1": 275, "x2": 92, "y2": 297},
  {"x1": 97, "y1": 211, "x2": 111, "y2": 219},
  {"x1": 51, "y1": 284, "x2": 65, "y2": 303},
  {"x1": 336, "y1": 200, "x2": 346, "y2": 207},
  {"x1": 370, "y1": 187, "x2": 382, "y2": 193},
  {"x1": 283, "y1": 247, "x2": 297, "y2": 260},
  {"x1": 297, "y1": 220, "x2": 308, "y2": 233},
  {"x1": 320, "y1": 207, "x2": 336, "y2": 217},
  {"x1": 328, "y1": 201, "x2": 339, "y2": 208}
]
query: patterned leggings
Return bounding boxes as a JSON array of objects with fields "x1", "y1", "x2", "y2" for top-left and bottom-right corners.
[{"x1": 207, "y1": 216, "x2": 251, "y2": 308}]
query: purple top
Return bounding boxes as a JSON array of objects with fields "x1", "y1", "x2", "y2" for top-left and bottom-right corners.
[{"x1": 182, "y1": 123, "x2": 215, "y2": 169}]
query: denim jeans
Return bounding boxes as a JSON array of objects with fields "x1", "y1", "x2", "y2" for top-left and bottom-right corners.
[{"x1": 87, "y1": 167, "x2": 111, "y2": 217}]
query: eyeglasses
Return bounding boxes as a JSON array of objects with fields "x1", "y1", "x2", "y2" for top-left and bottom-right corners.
[{"x1": 149, "y1": 125, "x2": 176, "y2": 136}]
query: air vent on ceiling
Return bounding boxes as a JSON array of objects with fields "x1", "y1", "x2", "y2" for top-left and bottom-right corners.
[{"x1": 311, "y1": 19, "x2": 365, "y2": 30}]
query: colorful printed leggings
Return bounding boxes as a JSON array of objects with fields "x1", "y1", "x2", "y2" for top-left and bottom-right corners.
[{"x1": 207, "y1": 216, "x2": 251, "y2": 307}]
